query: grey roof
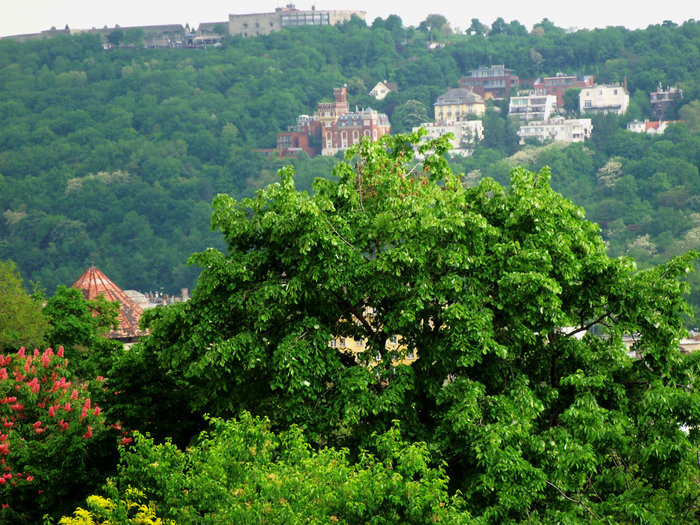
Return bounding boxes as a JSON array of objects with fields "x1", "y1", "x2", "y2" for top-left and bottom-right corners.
[{"x1": 435, "y1": 88, "x2": 485, "y2": 106}]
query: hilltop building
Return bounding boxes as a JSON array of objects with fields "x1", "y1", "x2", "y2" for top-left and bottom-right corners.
[
  {"x1": 533, "y1": 73, "x2": 594, "y2": 106},
  {"x1": 580, "y1": 84, "x2": 629, "y2": 115},
  {"x1": 458, "y1": 65, "x2": 519, "y2": 100},
  {"x1": 517, "y1": 116, "x2": 592, "y2": 144},
  {"x1": 626, "y1": 119, "x2": 679, "y2": 135},
  {"x1": 433, "y1": 88, "x2": 486, "y2": 121},
  {"x1": 368, "y1": 81, "x2": 398, "y2": 100},
  {"x1": 650, "y1": 84, "x2": 683, "y2": 119},
  {"x1": 508, "y1": 94, "x2": 558, "y2": 123},
  {"x1": 412, "y1": 120, "x2": 484, "y2": 156},
  {"x1": 72, "y1": 266, "x2": 148, "y2": 344},
  {"x1": 277, "y1": 87, "x2": 390, "y2": 158},
  {"x1": 229, "y1": 5, "x2": 365, "y2": 38}
]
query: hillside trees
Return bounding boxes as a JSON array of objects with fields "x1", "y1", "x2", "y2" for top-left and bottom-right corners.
[
  {"x1": 2, "y1": 20, "x2": 700, "y2": 296},
  {"x1": 0, "y1": 260, "x2": 47, "y2": 351},
  {"x1": 113, "y1": 133, "x2": 700, "y2": 521}
]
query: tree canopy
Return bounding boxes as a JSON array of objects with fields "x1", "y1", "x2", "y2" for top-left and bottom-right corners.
[{"x1": 108, "y1": 133, "x2": 700, "y2": 522}]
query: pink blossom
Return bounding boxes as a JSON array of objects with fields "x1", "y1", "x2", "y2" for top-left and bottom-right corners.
[
  {"x1": 83, "y1": 426, "x2": 93, "y2": 439},
  {"x1": 32, "y1": 421, "x2": 41, "y2": 429},
  {"x1": 33, "y1": 349, "x2": 39, "y2": 357},
  {"x1": 121, "y1": 437, "x2": 133, "y2": 446},
  {"x1": 17, "y1": 348, "x2": 25, "y2": 358},
  {"x1": 63, "y1": 402, "x2": 72, "y2": 411},
  {"x1": 9, "y1": 404, "x2": 23, "y2": 411},
  {"x1": 41, "y1": 349, "x2": 52, "y2": 368},
  {"x1": 34, "y1": 428, "x2": 44, "y2": 434},
  {"x1": 26, "y1": 476, "x2": 33, "y2": 482},
  {"x1": 0, "y1": 369, "x2": 7, "y2": 380},
  {"x1": 27, "y1": 378, "x2": 40, "y2": 394},
  {"x1": 70, "y1": 389, "x2": 78, "y2": 400},
  {"x1": 93, "y1": 407, "x2": 101, "y2": 416},
  {"x1": 48, "y1": 406, "x2": 55, "y2": 418},
  {"x1": 57, "y1": 346, "x2": 64, "y2": 357},
  {"x1": 81, "y1": 406, "x2": 88, "y2": 420}
]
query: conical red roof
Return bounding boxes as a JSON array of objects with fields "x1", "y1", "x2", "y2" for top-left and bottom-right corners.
[{"x1": 72, "y1": 266, "x2": 148, "y2": 341}]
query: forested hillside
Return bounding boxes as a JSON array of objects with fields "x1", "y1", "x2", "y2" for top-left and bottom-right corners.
[{"x1": 1, "y1": 16, "x2": 700, "y2": 307}]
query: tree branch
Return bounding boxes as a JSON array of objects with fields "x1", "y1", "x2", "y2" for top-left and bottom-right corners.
[{"x1": 544, "y1": 480, "x2": 596, "y2": 518}]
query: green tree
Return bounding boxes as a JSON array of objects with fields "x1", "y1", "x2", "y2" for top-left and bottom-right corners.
[
  {"x1": 679, "y1": 100, "x2": 700, "y2": 132},
  {"x1": 123, "y1": 28, "x2": 145, "y2": 47},
  {"x1": 563, "y1": 87, "x2": 581, "y2": 114},
  {"x1": 466, "y1": 18, "x2": 488, "y2": 36},
  {"x1": 65, "y1": 413, "x2": 466, "y2": 524},
  {"x1": 0, "y1": 260, "x2": 47, "y2": 351},
  {"x1": 43, "y1": 286, "x2": 121, "y2": 379},
  {"x1": 106, "y1": 29, "x2": 124, "y2": 47},
  {"x1": 392, "y1": 99, "x2": 430, "y2": 132},
  {"x1": 132, "y1": 133, "x2": 700, "y2": 521}
]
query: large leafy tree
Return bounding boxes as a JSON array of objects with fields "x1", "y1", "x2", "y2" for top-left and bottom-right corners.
[{"x1": 127, "y1": 132, "x2": 700, "y2": 521}]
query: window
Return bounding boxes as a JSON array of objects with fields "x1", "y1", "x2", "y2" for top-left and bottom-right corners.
[
  {"x1": 584, "y1": 100, "x2": 592, "y2": 108},
  {"x1": 339, "y1": 338, "x2": 346, "y2": 347}
]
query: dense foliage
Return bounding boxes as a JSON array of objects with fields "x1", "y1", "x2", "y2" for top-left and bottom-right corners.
[
  {"x1": 101, "y1": 133, "x2": 700, "y2": 522},
  {"x1": 65, "y1": 413, "x2": 466, "y2": 524},
  {"x1": 1, "y1": 18, "x2": 700, "y2": 300},
  {"x1": 2, "y1": 13, "x2": 700, "y2": 522}
]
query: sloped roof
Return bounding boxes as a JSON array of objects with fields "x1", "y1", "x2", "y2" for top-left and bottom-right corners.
[
  {"x1": 72, "y1": 266, "x2": 148, "y2": 340},
  {"x1": 435, "y1": 88, "x2": 485, "y2": 106}
]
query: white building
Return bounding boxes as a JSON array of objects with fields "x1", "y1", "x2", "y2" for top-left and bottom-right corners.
[
  {"x1": 580, "y1": 84, "x2": 629, "y2": 115},
  {"x1": 626, "y1": 119, "x2": 674, "y2": 135},
  {"x1": 369, "y1": 81, "x2": 398, "y2": 100},
  {"x1": 509, "y1": 94, "x2": 558, "y2": 123},
  {"x1": 517, "y1": 116, "x2": 592, "y2": 144},
  {"x1": 413, "y1": 120, "x2": 484, "y2": 156}
]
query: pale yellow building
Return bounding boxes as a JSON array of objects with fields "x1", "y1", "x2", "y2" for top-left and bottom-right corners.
[{"x1": 433, "y1": 88, "x2": 485, "y2": 121}]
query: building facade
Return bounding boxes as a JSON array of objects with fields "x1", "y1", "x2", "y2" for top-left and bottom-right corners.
[
  {"x1": 459, "y1": 65, "x2": 519, "y2": 100},
  {"x1": 517, "y1": 116, "x2": 592, "y2": 144},
  {"x1": 508, "y1": 94, "x2": 558, "y2": 123},
  {"x1": 580, "y1": 84, "x2": 629, "y2": 115},
  {"x1": 533, "y1": 73, "x2": 594, "y2": 106},
  {"x1": 433, "y1": 88, "x2": 486, "y2": 121},
  {"x1": 277, "y1": 87, "x2": 390, "y2": 158},
  {"x1": 368, "y1": 81, "x2": 398, "y2": 100},
  {"x1": 626, "y1": 119, "x2": 677, "y2": 135},
  {"x1": 229, "y1": 5, "x2": 365, "y2": 37},
  {"x1": 413, "y1": 120, "x2": 484, "y2": 156},
  {"x1": 650, "y1": 84, "x2": 683, "y2": 119}
]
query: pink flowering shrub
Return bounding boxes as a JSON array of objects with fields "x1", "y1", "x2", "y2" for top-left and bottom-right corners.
[{"x1": 0, "y1": 347, "x2": 117, "y2": 522}]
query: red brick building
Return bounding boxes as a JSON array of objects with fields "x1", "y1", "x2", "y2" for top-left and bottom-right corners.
[
  {"x1": 459, "y1": 65, "x2": 519, "y2": 100},
  {"x1": 277, "y1": 87, "x2": 390, "y2": 158},
  {"x1": 533, "y1": 73, "x2": 594, "y2": 107}
]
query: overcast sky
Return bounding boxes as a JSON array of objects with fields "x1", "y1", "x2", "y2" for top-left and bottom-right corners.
[{"x1": 1, "y1": 0, "x2": 697, "y2": 38}]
